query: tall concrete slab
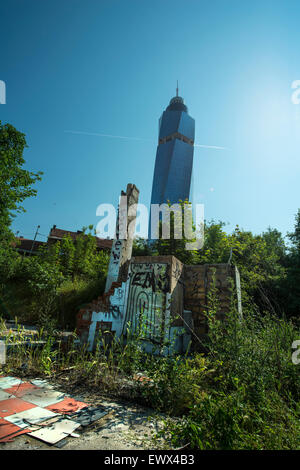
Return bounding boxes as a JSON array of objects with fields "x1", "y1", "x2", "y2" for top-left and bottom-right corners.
[{"x1": 105, "y1": 183, "x2": 139, "y2": 293}]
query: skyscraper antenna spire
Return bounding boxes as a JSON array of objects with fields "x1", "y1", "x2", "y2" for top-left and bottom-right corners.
[{"x1": 176, "y1": 80, "x2": 179, "y2": 97}]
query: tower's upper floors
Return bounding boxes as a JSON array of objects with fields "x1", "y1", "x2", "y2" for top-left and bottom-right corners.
[{"x1": 158, "y1": 96, "x2": 195, "y2": 146}]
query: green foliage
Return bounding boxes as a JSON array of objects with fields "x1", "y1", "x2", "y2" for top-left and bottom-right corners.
[
  {"x1": 150, "y1": 200, "x2": 199, "y2": 264},
  {"x1": 1, "y1": 121, "x2": 300, "y2": 450},
  {"x1": 57, "y1": 276, "x2": 107, "y2": 328},
  {"x1": 0, "y1": 120, "x2": 42, "y2": 228},
  {"x1": 132, "y1": 208, "x2": 300, "y2": 318},
  {"x1": 39, "y1": 336, "x2": 58, "y2": 375},
  {"x1": 132, "y1": 237, "x2": 153, "y2": 256},
  {"x1": 287, "y1": 209, "x2": 300, "y2": 254},
  {"x1": 0, "y1": 236, "x2": 19, "y2": 284},
  {"x1": 283, "y1": 209, "x2": 300, "y2": 317},
  {"x1": 39, "y1": 229, "x2": 109, "y2": 281},
  {"x1": 2, "y1": 282, "x2": 299, "y2": 450},
  {"x1": 1, "y1": 225, "x2": 109, "y2": 327},
  {"x1": 139, "y1": 202, "x2": 292, "y2": 315},
  {"x1": 196, "y1": 220, "x2": 230, "y2": 264},
  {"x1": 2, "y1": 295, "x2": 299, "y2": 450},
  {"x1": 0, "y1": 121, "x2": 42, "y2": 284},
  {"x1": 154, "y1": 284, "x2": 300, "y2": 450},
  {"x1": 138, "y1": 354, "x2": 207, "y2": 415}
]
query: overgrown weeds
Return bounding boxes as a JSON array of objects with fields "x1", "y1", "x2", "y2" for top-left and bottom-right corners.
[
  {"x1": 1, "y1": 284, "x2": 299, "y2": 450},
  {"x1": 152, "y1": 275, "x2": 300, "y2": 450}
]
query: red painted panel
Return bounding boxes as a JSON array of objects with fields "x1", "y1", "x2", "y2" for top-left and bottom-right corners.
[{"x1": 0, "y1": 398, "x2": 36, "y2": 417}]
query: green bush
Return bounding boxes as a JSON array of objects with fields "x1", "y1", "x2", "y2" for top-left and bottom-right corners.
[{"x1": 154, "y1": 286, "x2": 300, "y2": 449}]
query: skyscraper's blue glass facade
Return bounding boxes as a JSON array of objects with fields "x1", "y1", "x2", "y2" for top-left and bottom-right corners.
[{"x1": 149, "y1": 94, "x2": 195, "y2": 238}]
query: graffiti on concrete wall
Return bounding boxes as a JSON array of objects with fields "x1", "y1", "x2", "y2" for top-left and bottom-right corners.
[
  {"x1": 105, "y1": 184, "x2": 139, "y2": 293},
  {"x1": 185, "y1": 268, "x2": 205, "y2": 298},
  {"x1": 112, "y1": 240, "x2": 122, "y2": 264},
  {"x1": 130, "y1": 263, "x2": 169, "y2": 293},
  {"x1": 105, "y1": 304, "x2": 123, "y2": 319},
  {"x1": 78, "y1": 257, "x2": 241, "y2": 354},
  {"x1": 172, "y1": 260, "x2": 182, "y2": 282},
  {"x1": 123, "y1": 263, "x2": 170, "y2": 343}
]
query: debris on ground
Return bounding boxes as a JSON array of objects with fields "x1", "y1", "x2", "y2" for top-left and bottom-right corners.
[
  {"x1": 0, "y1": 374, "x2": 165, "y2": 450},
  {"x1": 0, "y1": 375, "x2": 107, "y2": 445}
]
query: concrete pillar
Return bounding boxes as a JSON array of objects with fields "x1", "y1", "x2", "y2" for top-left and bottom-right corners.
[{"x1": 105, "y1": 183, "x2": 139, "y2": 293}]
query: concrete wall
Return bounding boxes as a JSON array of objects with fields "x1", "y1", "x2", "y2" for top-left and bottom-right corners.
[
  {"x1": 76, "y1": 256, "x2": 242, "y2": 354},
  {"x1": 183, "y1": 263, "x2": 242, "y2": 351}
]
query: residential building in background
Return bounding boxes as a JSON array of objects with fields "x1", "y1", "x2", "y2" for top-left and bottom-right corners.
[{"x1": 14, "y1": 226, "x2": 113, "y2": 256}]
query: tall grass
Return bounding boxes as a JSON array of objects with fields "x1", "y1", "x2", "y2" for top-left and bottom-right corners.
[
  {"x1": 1, "y1": 284, "x2": 299, "y2": 450},
  {"x1": 152, "y1": 278, "x2": 300, "y2": 450}
]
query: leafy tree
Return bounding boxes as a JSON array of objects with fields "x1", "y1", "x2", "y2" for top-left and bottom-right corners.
[
  {"x1": 283, "y1": 209, "x2": 300, "y2": 317},
  {"x1": 0, "y1": 121, "x2": 42, "y2": 230},
  {"x1": 262, "y1": 227, "x2": 286, "y2": 267},
  {"x1": 287, "y1": 209, "x2": 300, "y2": 255},
  {"x1": 150, "y1": 208, "x2": 289, "y2": 313},
  {"x1": 152, "y1": 200, "x2": 198, "y2": 264},
  {"x1": 4, "y1": 226, "x2": 110, "y2": 326},
  {"x1": 225, "y1": 226, "x2": 287, "y2": 311},
  {"x1": 0, "y1": 121, "x2": 42, "y2": 283},
  {"x1": 132, "y1": 237, "x2": 153, "y2": 257},
  {"x1": 37, "y1": 226, "x2": 109, "y2": 281},
  {"x1": 197, "y1": 220, "x2": 231, "y2": 264}
]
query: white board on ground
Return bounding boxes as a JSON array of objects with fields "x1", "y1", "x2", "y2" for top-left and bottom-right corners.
[
  {"x1": 20, "y1": 388, "x2": 65, "y2": 407},
  {"x1": 28, "y1": 419, "x2": 81, "y2": 444},
  {"x1": 5, "y1": 406, "x2": 57, "y2": 428}
]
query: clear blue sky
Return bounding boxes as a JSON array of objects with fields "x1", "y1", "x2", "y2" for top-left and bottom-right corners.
[{"x1": 1, "y1": 0, "x2": 300, "y2": 242}]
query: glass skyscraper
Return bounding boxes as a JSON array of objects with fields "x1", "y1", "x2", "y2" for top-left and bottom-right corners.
[{"x1": 149, "y1": 90, "x2": 195, "y2": 239}]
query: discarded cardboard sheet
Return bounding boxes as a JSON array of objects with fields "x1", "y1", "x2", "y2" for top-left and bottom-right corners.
[
  {"x1": 5, "y1": 406, "x2": 57, "y2": 428},
  {"x1": 28, "y1": 418, "x2": 81, "y2": 444},
  {"x1": 0, "y1": 375, "x2": 106, "y2": 445}
]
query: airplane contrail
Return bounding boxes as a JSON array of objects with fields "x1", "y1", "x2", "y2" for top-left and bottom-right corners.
[
  {"x1": 64, "y1": 130, "x2": 152, "y2": 141},
  {"x1": 194, "y1": 144, "x2": 228, "y2": 150},
  {"x1": 64, "y1": 130, "x2": 228, "y2": 150}
]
